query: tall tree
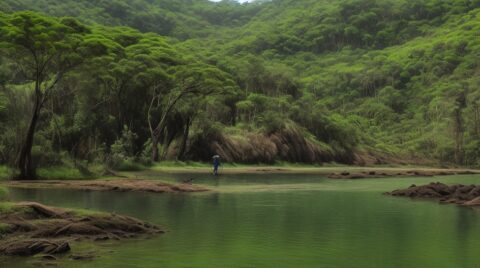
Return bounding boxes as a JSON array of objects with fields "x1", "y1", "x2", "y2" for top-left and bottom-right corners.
[
  {"x1": 453, "y1": 90, "x2": 467, "y2": 164},
  {"x1": 0, "y1": 12, "x2": 106, "y2": 179},
  {"x1": 148, "y1": 65, "x2": 235, "y2": 161}
]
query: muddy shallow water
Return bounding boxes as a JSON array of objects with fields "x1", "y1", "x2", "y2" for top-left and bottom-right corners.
[{"x1": 3, "y1": 174, "x2": 480, "y2": 268}]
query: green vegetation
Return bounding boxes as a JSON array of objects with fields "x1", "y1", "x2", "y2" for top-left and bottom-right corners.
[
  {"x1": 0, "y1": 202, "x2": 29, "y2": 214},
  {"x1": 0, "y1": 0, "x2": 480, "y2": 179},
  {"x1": 0, "y1": 166, "x2": 12, "y2": 180},
  {"x1": 0, "y1": 0, "x2": 264, "y2": 39},
  {"x1": 0, "y1": 223, "x2": 11, "y2": 234},
  {"x1": 36, "y1": 166, "x2": 93, "y2": 180},
  {"x1": 0, "y1": 187, "x2": 7, "y2": 200}
]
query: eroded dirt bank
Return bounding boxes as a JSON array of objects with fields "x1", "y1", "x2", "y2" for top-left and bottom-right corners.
[
  {"x1": 0, "y1": 202, "x2": 162, "y2": 259},
  {"x1": 151, "y1": 166, "x2": 479, "y2": 179},
  {"x1": 2, "y1": 179, "x2": 209, "y2": 193},
  {"x1": 328, "y1": 169, "x2": 478, "y2": 179},
  {"x1": 386, "y1": 182, "x2": 480, "y2": 206}
]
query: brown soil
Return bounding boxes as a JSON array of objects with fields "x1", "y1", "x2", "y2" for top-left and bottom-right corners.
[
  {"x1": 385, "y1": 182, "x2": 480, "y2": 206},
  {"x1": 327, "y1": 169, "x2": 478, "y2": 179},
  {"x1": 152, "y1": 166, "x2": 480, "y2": 178},
  {"x1": 0, "y1": 202, "x2": 163, "y2": 257},
  {"x1": 3, "y1": 179, "x2": 209, "y2": 193}
]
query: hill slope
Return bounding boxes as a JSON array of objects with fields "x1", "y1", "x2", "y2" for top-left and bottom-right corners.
[{"x1": 1, "y1": 0, "x2": 480, "y2": 168}]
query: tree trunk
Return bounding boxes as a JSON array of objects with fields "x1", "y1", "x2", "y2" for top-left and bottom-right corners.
[
  {"x1": 231, "y1": 105, "x2": 237, "y2": 126},
  {"x1": 151, "y1": 136, "x2": 160, "y2": 162},
  {"x1": 149, "y1": 94, "x2": 183, "y2": 162},
  {"x1": 473, "y1": 102, "x2": 480, "y2": 137},
  {"x1": 16, "y1": 97, "x2": 41, "y2": 180},
  {"x1": 161, "y1": 125, "x2": 178, "y2": 160},
  {"x1": 453, "y1": 108, "x2": 464, "y2": 165},
  {"x1": 177, "y1": 117, "x2": 192, "y2": 160}
]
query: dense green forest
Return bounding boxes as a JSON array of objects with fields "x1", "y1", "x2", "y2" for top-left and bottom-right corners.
[{"x1": 1, "y1": 0, "x2": 480, "y2": 178}]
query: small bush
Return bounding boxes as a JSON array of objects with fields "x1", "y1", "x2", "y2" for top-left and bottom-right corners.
[
  {"x1": 107, "y1": 125, "x2": 144, "y2": 170},
  {"x1": 112, "y1": 159, "x2": 146, "y2": 171},
  {"x1": 0, "y1": 165, "x2": 13, "y2": 180}
]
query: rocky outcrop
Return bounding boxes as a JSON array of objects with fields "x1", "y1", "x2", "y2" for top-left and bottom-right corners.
[
  {"x1": 329, "y1": 170, "x2": 477, "y2": 179},
  {"x1": 0, "y1": 202, "x2": 163, "y2": 257},
  {"x1": 186, "y1": 127, "x2": 347, "y2": 164},
  {"x1": 386, "y1": 182, "x2": 480, "y2": 206}
]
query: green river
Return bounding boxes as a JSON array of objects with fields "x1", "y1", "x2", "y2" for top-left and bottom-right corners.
[{"x1": 2, "y1": 173, "x2": 480, "y2": 268}]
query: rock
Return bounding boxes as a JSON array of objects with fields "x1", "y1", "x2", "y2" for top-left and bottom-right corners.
[
  {"x1": 386, "y1": 182, "x2": 480, "y2": 207},
  {"x1": 464, "y1": 197, "x2": 480, "y2": 206},
  {"x1": 0, "y1": 202, "x2": 163, "y2": 258},
  {"x1": 0, "y1": 239, "x2": 70, "y2": 256}
]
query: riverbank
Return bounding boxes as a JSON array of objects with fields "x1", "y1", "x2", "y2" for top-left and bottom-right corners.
[
  {"x1": 386, "y1": 182, "x2": 480, "y2": 206},
  {"x1": 2, "y1": 179, "x2": 209, "y2": 194},
  {"x1": 0, "y1": 161, "x2": 480, "y2": 181},
  {"x1": 145, "y1": 164, "x2": 480, "y2": 178},
  {"x1": 0, "y1": 201, "x2": 162, "y2": 259}
]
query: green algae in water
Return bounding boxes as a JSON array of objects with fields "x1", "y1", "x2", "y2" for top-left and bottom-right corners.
[{"x1": 4, "y1": 174, "x2": 480, "y2": 268}]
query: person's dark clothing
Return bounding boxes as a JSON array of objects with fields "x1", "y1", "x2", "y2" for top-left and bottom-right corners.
[{"x1": 213, "y1": 158, "x2": 220, "y2": 176}]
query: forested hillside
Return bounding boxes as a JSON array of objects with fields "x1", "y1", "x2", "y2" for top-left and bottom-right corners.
[
  {"x1": 1, "y1": 0, "x2": 480, "y2": 179},
  {"x1": 0, "y1": 0, "x2": 264, "y2": 38}
]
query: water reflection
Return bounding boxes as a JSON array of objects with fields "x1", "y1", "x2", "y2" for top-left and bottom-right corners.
[{"x1": 4, "y1": 174, "x2": 480, "y2": 268}]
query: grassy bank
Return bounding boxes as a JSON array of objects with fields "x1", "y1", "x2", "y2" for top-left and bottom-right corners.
[
  {"x1": 37, "y1": 166, "x2": 97, "y2": 180},
  {"x1": 153, "y1": 161, "x2": 328, "y2": 168},
  {"x1": 0, "y1": 162, "x2": 334, "y2": 180},
  {"x1": 0, "y1": 164, "x2": 99, "y2": 181},
  {"x1": 141, "y1": 161, "x2": 480, "y2": 177},
  {"x1": 1, "y1": 162, "x2": 479, "y2": 181}
]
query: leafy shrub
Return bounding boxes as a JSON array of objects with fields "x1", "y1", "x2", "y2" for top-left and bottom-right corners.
[{"x1": 107, "y1": 126, "x2": 142, "y2": 170}]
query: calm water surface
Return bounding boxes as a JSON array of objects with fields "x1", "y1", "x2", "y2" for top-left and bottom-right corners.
[{"x1": 3, "y1": 174, "x2": 480, "y2": 268}]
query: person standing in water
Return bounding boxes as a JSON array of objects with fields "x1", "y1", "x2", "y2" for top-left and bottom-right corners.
[{"x1": 212, "y1": 155, "x2": 221, "y2": 176}]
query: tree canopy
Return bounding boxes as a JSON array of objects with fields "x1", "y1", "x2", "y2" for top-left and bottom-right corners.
[{"x1": 1, "y1": 0, "x2": 480, "y2": 176}]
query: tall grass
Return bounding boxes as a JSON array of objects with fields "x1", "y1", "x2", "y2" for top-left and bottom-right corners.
[{"x1": 37, "y1": 166, "x2": 95, "y2": 180}]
